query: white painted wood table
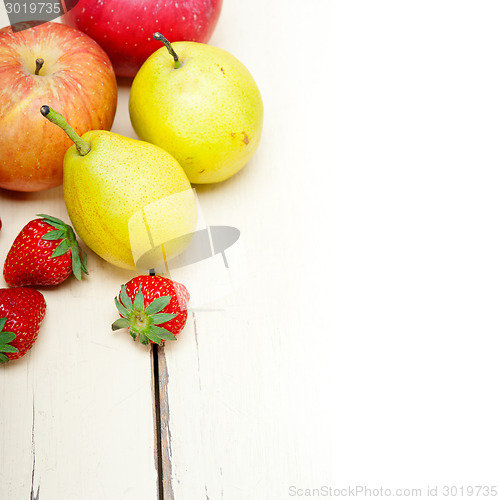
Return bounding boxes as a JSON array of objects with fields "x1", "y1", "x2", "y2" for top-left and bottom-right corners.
[{"x1": 3, "y1": 1, "x2": 499, "y2": 499}]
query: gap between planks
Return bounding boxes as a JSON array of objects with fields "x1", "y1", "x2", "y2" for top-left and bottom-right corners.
[{"x1": 151, "y1": 343, "x2": 175, "y2": 500}]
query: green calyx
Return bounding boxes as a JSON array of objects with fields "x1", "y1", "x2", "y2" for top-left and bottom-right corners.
[
  {"x1": 0, "y1": 317, "x2": 18, "y2": 363},
  {"x1": 112, "y1": 285, "x2": 178, "y2": 345},
  {"x1": 37, "y1": 214, "x2": 88, "y2": 280}
]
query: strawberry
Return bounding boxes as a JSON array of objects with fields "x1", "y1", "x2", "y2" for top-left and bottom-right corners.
[
  {"x1": 3, "y1": 214, "x2": 87, "y2": 287},
  {"x1": 112, "y1": 275, "x2": 190, "y2": 345},
  {"x1": 0, "y1": 287, "x2": 46, "y2": 362}
]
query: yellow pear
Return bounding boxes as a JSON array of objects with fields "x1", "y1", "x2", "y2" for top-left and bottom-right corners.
[
  {"x1": 129, "y1": 34, "x2": 264, "y2": 184},
  {"x1": 40, "y1": 106, "x2": 197, "y2": 270}
]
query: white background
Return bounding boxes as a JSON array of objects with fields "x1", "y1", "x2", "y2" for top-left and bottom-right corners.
[{"x1": 1, "y1": 0, "x2": 499, "y2": 498}]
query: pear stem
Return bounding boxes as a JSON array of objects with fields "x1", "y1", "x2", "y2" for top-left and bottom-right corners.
[
  {"x1": 153, "y1": 32, "x2": 181, "y2": 69},
  {"x1": 34, "y1": 58, "x2": 44, "y2": 75},
  {"x1": 40, "y1": 105, "x2": 91, "y2": 156}
]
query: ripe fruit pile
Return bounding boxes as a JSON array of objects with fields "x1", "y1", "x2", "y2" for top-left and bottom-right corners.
[
  {"x1": 1, "y1": 0, "x2": 262, "y2": 359},
  {"x1": 0, "y1": 215, "x2": 191, "y2": 361}
]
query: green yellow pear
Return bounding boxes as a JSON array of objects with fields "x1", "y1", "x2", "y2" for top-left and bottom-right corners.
[
  {"x1": 40, "y1": 106, "x2": 197, "y2": 271},
  {"x1": 129, "y1": 34, "x2": 264, "y2": 184}
]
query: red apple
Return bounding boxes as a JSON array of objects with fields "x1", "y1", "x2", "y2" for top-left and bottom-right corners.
[
  {"x1": 0, "y1": 22, "x2": 117, "y2": 192},
  {"x1": 62, "y1": 0, "x2": 223, "y2": 78}
]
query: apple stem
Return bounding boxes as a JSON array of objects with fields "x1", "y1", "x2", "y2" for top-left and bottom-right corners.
[
  {"x1": 39, "y1": 105, "x2": 91, "y2": 156},
  {"x1": 35, "y1": 58, "x2": 44, "y2": 75},
  {"x1": 153, "y1": 32, "x2": 181, "y2": 69}
]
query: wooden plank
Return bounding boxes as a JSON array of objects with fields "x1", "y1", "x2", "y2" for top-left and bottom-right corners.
[
  {"x1": 155, "y1": 1, "x2": 336, "y2": 498},
  {"x1": 159, "y1": 1, "x2": 499, "y2": 498}
]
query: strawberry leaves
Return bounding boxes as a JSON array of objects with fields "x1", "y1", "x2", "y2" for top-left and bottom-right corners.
[
  {"x1": 112, "y1": 285, "x2": 178, "y2": 345},
  {"x1": 38, "y1": 214, "x2": 88, "y2": 280},
  {"x1": 145, "y1": 295, "x2": 171, "y2": 314},
  {"x1": 0, "y1": 317, "x2": 18, "y2": 363}
]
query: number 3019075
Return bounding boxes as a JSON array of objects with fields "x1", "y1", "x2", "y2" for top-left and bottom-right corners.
[{"x1": 5, "y1": 2, "x2": 61, "y2": 14}]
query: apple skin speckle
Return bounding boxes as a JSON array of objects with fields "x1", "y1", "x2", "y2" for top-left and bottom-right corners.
[{"x1": 62, "y1": 0, "x2": 223, "y2": 78}]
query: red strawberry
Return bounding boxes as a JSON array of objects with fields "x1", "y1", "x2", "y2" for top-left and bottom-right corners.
[
  {"x1": 0, "y1": 287, "x2": 46, "y2": 362},
  {"x1": 3, "y1": 214, "x2": 87, "y2": 287},
  {"x1": 112, "y1": 275, "x2": 190, "y2": 345}
]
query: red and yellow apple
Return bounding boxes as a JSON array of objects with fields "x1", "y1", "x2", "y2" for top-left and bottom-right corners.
[
  {"x1": 63, "y1": 0, "x2": 223, "y2": 78},
  {"x1": 0, "y1": 21, "x2": 117, "y2": 192}
]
